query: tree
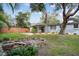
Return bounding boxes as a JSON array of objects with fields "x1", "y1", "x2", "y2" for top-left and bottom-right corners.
[
  {"x1": 0, "y1": 12, "x2": 11, "y2": 28},
  {"x1": 13, "y1": 3, "x2": 47, "y2": 24},
  {"x1": 51, "y1": 3, "x2": 79, "y2": 34},
  {"x1": 11, "y1": 3, "x2": 79, "y2": 34},
  {"x1": 30, "y1": 3, "x2": 48, "y2": 24},
  {"x1": 0, "y1": 21, "x2": 8, "y2": 32},
  {"x1": 30, "y1": 3, "x2": 51, "y2": 32},
  {"x1": 0, "y1": 12, "x2": 12, "y2": 32},
  {"x1": 16, "y1": 12, "x2": 30, "y2": 28},
  {"x1": 0, "y1": 3, "x2": 16, "y2": 28},
  {"x1": 40, "y1": 13, "x2": 60, "y2": 25}
]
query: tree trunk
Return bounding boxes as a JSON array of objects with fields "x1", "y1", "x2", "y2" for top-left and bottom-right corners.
[
  {"x1": 59, "y1": 4, "x2": 79, "y2": 34},
  {"x1": 59, "y1": 17, "x2": 68, "y2": 34},
  {"x1": 44, "y1": 11, "x2": 48, "y2": 33},
  {"x1": 44, "y1": 11, "x2": 47, "y2": 24}
]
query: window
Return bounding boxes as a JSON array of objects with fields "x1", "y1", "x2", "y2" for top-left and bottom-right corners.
[
  {"x1": 60, "y1": 25, "x2": 62, "y2": 28},
  {"x1": 50, "y1": 26, "x2": 56, "y2": 29},
  {"x1": 74, "y1": 24, "x2": 78, "y2": 28}
]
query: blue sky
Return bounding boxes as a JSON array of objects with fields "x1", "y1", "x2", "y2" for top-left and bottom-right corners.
[
  {"x1": 2, "y1": 3, "x2": 79, "y2": 24},
  {"x1": 3, "y1": 3, "x2": 58, "y2": 24}
]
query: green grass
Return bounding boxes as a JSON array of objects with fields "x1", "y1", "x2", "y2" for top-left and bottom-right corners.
[
  {"x1": 0, "y1": 33, "x2": 27, "y2": 41},
  {"x1": 0, "y1": 33, "x2": 79, "y2": 55},
  {"x1": 26, "y1": 34, "x2": 79, "y2": 56}
]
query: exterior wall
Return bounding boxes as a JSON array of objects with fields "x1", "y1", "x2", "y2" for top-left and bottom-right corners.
[
  {"x1": 37, "y1": 26, "x2": 41, "y2": 33},
  {"x1": 65, "y1": 24, "x2": 79, "y2": 34},
  {"x1": 65, "y1": 25, "x2": 74, "y2": 33},
  {"x1": 44, "y1": 25, "x2": 60, "y2": 33},
  {"x1": 45, "y1": 24, "x2": 79, "y2": 34},
  {"x1": 35, "y1": 26, "x2": 44, "y2": 33},
  {"x1": 44, "y1": 25, "x2": 50, "y2": 33}
]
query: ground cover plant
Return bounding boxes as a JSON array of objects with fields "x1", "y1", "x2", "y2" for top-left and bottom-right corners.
[
  {"x1": 6, "y1": 45, "x2": 38, "y2": 56},
  {"x1": 0, "y1": 33, "x2": 79, "y2": 55}
]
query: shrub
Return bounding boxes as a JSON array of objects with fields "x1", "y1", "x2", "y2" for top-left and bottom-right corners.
[
  {"x1": 7, "y1": 45, "x2": 38, "y2": 56},
  {"x1": 31, "y1": 26, "x2": 37, "y2": 33}
]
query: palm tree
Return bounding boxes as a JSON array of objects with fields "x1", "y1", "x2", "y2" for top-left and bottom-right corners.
[{"x1": 51, "y1": 3, "x2": 79, "y2": 34}]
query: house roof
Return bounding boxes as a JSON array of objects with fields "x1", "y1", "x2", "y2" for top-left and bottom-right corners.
[
  {"x1": 68, "y1": 17, "x2": 79, "y2": 22},
  {"x1": 32, "y1": 17, "x2": 79, "y2": 27},
  {"x1": 33, "y1": 22, "x2": 79, "y2": 27}
]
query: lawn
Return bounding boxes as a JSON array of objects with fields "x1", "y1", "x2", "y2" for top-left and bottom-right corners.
[
  {"x1": 25, "y1": 34, "x2": 79, "y2": 56},
  {"x1": 0, "y1": 33, "x2": 79, "y2": 56},
  {"x1": 0, "y1": 33, "x2": 27, "y2": 42}
]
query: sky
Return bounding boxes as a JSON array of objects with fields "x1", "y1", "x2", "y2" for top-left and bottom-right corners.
[
  {"x1": 2, "y1": 3, "x2": 79, "y2": 24},
  {"x1": 3, "y1": 3, "x2": 61, "y2": 24}
]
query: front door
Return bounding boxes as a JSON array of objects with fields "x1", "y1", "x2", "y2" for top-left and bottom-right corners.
[{"x1": 40, "y1": 26, "x2": 44, "y2": 33}]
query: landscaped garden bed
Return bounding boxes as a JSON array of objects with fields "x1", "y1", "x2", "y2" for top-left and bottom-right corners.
[{"x1": 0, "y1": 33, "x2": 79, "y2": 56}]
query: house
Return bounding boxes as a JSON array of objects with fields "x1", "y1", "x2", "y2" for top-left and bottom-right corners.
[{"x1": 32, "y1": 18, "x2": 79, "y2": 34}]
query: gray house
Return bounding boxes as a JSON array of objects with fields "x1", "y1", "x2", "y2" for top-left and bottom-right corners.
[{"x1": 32, "y1": 18, "x2": 79, "y2": 34}]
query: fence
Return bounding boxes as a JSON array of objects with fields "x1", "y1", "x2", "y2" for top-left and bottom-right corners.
[{"x1": 0, "y1": 27, "x2": 30, "y2": 33}]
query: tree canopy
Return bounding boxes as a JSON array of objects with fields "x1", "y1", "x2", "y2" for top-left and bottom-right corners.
[
  {"x1": 40, "y1": 13, "x2": 60, "y2": 25},
  {"x1": 16, "y1": 12, "x2": 30, "y2": 28}
]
